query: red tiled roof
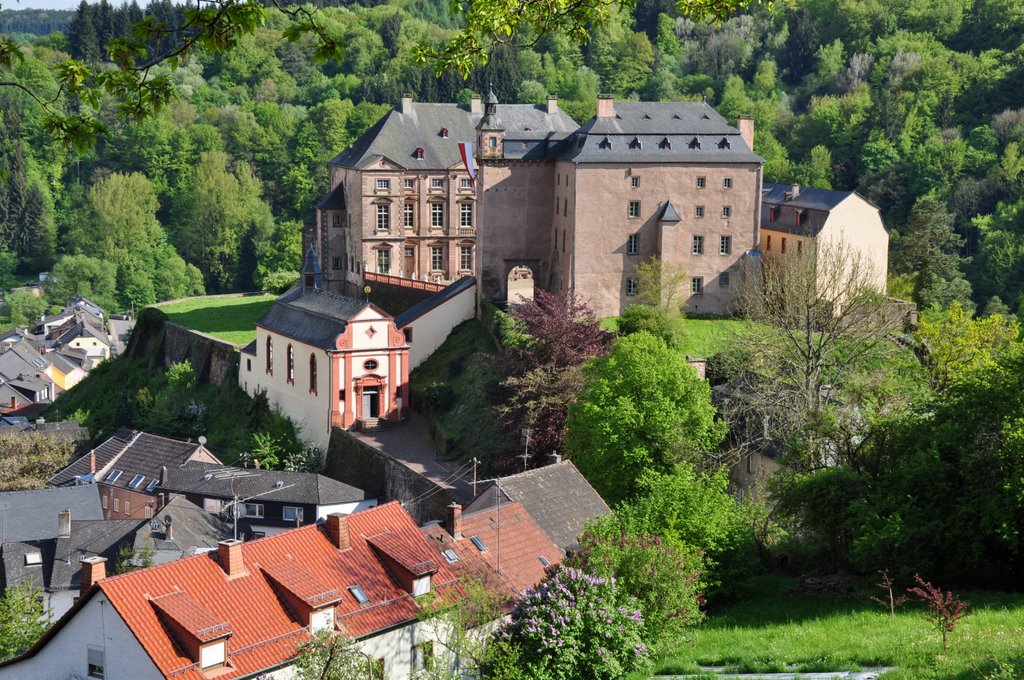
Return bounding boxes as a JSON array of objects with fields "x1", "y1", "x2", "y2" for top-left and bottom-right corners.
[
  {"x1": 260, "y1": 561, "x2": 342, "y2": 608},
  {"x1": 96, "y1": 502, "x2": 460, "y2": 680},
  {"x1": 421, "y1": 502, "x2": 561, "y2": 599}
]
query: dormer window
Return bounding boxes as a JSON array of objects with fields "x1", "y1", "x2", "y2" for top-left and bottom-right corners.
[
  {"x1": 688, "y1": 137, "x2": 701, "y2": 150},
  {"x1": 642, "y1": 113, "x2": 651, "y2": 119},
  {"x1": 718, "y1": 137, "x2": 731, "y2": 149},
  {"x1": 200, "y1": 640, "x2": 226, "y2": 670},
  {"x1": 797, "y1": 209, "x2": 808, "y2": 227},
  {"x1": 659, "y1": 137, "x2": 671, "y2": 149},
  {"x1": 440, "y1": 128, "x2": 449, "y2": 138},
  {"x1": 310, "y1": 606, "x2": 335, "y2": 633},
  {"x1": 414, "y1": 147, "x2": 424, "y2": 160},
  {"x1": 628, "y1": 137, "x2": 641, "y2": 150},
  {"x1": 413, "y1": 575, "x2": 431, "y2": 596},
  {"x1": 769, "y1": 207, "x2": 779, "y2": 222},
  {"x1": 598, "y1": 137, "x2": 612, "y2": 150}
]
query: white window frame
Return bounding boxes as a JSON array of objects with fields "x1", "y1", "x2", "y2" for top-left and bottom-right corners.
[
  {"x1": 628, "y1": 200, "x2": 640, "y2": 218},
  {"x1": 722, "y1": 206, "x2": 732, "y2": 218},
  {"x1": 88, "y1": 646, "x2": 105, "y2": 679},
  {"x1": 404, "y1": 178, "x2": 415, "y2": 189},
  {"x1": 630, "y1": 176, "x2": 640, "y2": 188},
  {"x1": 431, "y1": 246, "x2": 444, "y2": 271},
  {"x1": 376, "y1": 249, "x2": 390, "y2": 274},
  {"x1": 283, "y1": 506, "x2": 304, "y2": 523},
  {"x1": 431, "y1": 178, "x2": 445, "y2": 189},
  {"x1": 404, "y1": 203, "x2": 415, "y2": 228},
  {"x1": 720, "y1": 235, "x2": 732, "y2": 255},
  {"x1": 459, "y1": 246, "x2": 473, "y2": 271},
  {"x1": 696, "y1": 176, "x2": 706, "y2": 189},
  {"x1": 695, "y1": 205, "x2": 705, "y2": 218},
  {"x1": 460, "y1": 203, "x2": 473, "y2": 228},
  {"x1": 243, "y1": 503, "x2": 264, "y2": 518},
  {"x1": 430, "y1": 204, "x2": 445, "y2": 228},
  {"x1": 626, "y1": 278, "x2": 638, "y2": 296},
  {"x1": 375, "y1": 178, "x2": 390, "y2": 191},
  {"x1": 460, "y1": 178, "x2": 473, "y2": 190},
  {"x1": 723, "y1": 177, "x2": 733, "y2": 189},
  {"x1": 376, "y1": 204, "x2": 390, "y2": 231},
  {"x1": 691, "y1": 277, "x2": 704, "y2": 294},
  {"x1": 200, "y1": 641, "x2": 226, "y2": 669}
]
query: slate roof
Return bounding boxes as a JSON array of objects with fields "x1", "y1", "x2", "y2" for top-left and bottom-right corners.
[
  {"x1": 0, "y1": 346, "x2": 46, "y2": 382},
  {"x1": 138, "y1": 496, "x2": 235, "y2": 564},
  {"x1": 0, "y1": 539, "x2": 53, "y2": 591},
  {"x1": 421, "y1": 501, "x2": 562, "y2": 598},
  {"x1": 762, "y1": 182, "x2": 855, "y2": 213},
  {"x1": 464, "y1": 460, "x2": 609, "y2": 553},
  {"x1": 159, "y1": 461, "x2": 369, "y2": 506},
  {"x1": 394, "y1": 276, "x2": 476, "y2": 328},
  {"x1": 316, "y1": 181, "x2": 346, "y2": 210},
  {"x1": 49, "y1": 519, "x2": 142, "y2": 592},
  {"x1": 328, "y1": 101, "x2": 577, "y2": 170},
  {"x1": 12, "y1": 502, "x2": 462, "y2": 680},
  {"x1": 0, "y1": 485, "x2": 104, "y2": 542},
  {"x1": 556, "y1": 101, "x2": 761, "y2": 164},
  {"x1": 49, "y1": 428, "x2": 218, "y2": 488},
  {"x1": 659, "y1": 200, "x2": 682, "y2": 222},
  {"x1": 256, "y1": 285, "x2": 370, "y2": 349}
]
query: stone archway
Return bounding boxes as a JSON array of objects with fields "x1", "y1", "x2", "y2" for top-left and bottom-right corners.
[{"x1": 506, "y1": 265, "x2": 535, "y2": 304}]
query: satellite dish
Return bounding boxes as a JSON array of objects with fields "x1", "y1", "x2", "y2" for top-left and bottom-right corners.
[{"x1": 198, "y1": 436, "x2": 207, "y2": 445}]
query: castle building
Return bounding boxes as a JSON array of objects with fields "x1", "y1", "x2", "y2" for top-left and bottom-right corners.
[{"x1": 316, "y1": 93, "x2": 765, "y2": 317}]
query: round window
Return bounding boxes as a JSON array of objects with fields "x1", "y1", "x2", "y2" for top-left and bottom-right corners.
[{"x1": 363, "y1": 359, "x2": 379, "y2": 371}]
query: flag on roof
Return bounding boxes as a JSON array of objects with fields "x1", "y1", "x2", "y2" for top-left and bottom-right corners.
[{"x1": 458, "y1": 141, "x2": 476, "y2": 188}]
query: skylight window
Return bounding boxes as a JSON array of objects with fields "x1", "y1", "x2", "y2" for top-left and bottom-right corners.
[
  {"x1": 24, "y1": 552, "x2": 42, "y2": 566},
  {"x1": 145, "y1": 479, "x2": 159, "y2": 493},
  {"x1": 538, "y1": 556, "x2": 550, "y2": 567},
  {"x1": 128, "y1": 474, "x2": 146, "y2": 490},
  {"x1": 105, "y1": 469, "x2": 123, "y2": 483},
  {"x1": 469, "y1": 535, "x2": 487, "y2": 552},
  {"x1": 349, "y1": 585, "x2": 369, "y2": 604},
  {"x1": 442, "y1": 549, "x2": 459, "y2": 564}
]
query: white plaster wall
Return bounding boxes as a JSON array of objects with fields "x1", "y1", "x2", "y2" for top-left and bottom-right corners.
[
  {"x1": 820, "y1": 196, "x2": 889, "y2": 294},
  {"x1": 405, "y1": 283, "x2": 476, "y2": 370},
  {"x1": 239, "y1": 329, "x2": 333, "y2": 450},
  {"x1": 1, "y1": 594, "x2": 162, "y2": 680},
  {"x1": 358, "y1": 620, "x2": 441, "y2": 680},
  {"x1": 317, "y1": 499, "x2": 378, "y2": 519},
  {"x1": 43, "y1": 590, "x2": 77, "y2": 621}
]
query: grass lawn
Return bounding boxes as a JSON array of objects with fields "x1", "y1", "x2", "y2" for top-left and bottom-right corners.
[
  {"x1": 649, "y1": 575, "x2": 1024, "y2": 679},
  {"x1": 601, "y1": 316, "x2": 750, "y2": 357},
  {"x1": 157, "y1": 294, "x2": 276, "y2": 346}
]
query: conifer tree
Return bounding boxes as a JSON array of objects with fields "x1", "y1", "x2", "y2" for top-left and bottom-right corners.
[{"x1": 68, "y1": 0, "x2": 100, "y2": 63}]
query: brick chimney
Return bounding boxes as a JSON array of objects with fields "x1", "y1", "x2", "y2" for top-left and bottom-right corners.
[
  {"x1": 89, "y1": 450, "x2": 96, "y2": 475},
  {"x1": 400, "y1": 94, "x2": 414, "y2": 115},
  {"x1": 738, "y1": 115, "x2": 755, "y2": 150},
  {"x1": 58, "y1": 508, "x2": 71, "y2": 538},
  {"x1": 80, "y1": 556, "x2": 106, "y2": 595},
  {"x1": 470, "y1": 94, "x2": 482, "y2": 115},
  {"x1": 325, "y1": 513, "x2": 351, "y2": 550},
  {"x1": 164, "y1": 515, "x2": 173, "y2": 541},
  {"x1": 546, "y1": 95, "x2": 559, "y2": 115},
  {"x1": 446, "y1": 503, "x2": 462, "y2": 540},
  {"x1": 596, "y1": 95, "x2": 615, "y2": 118},
  {"x1": 217, "y1": 539, "x2": 245, "y2": 577}
]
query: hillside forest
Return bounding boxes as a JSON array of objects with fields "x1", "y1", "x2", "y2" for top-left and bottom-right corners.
[{"x1": 0, "y1": 0, "x2": 1022, "y2": 322}]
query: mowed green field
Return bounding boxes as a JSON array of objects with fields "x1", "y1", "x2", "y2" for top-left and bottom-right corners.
[
  {"x1": 601, "y1": 316, "x2": 750, "y2": 357},
  {"x1": 157, "y1": 294, "x2": 276, "y2": 346},
  {"x1": 646, "y1": 575, "x2": 1024, "y2": 679}
]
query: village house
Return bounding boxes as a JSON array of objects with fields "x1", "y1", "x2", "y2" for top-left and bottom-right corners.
[
  {"x1": 0, "y1": 502, "x2": 463, "y2": 680},
  {"x1": 760, "y1": 182, "x2": 889, "y2": 293},
  {"x1": 463, "y1": 458, "x2": 609, "y2": 554},
  {"x1": 48, "y1": 429, "x2": 222, "y2": 520},
  {"x1": 157, "y1": 461, "x2": 376, "y2": 538}
]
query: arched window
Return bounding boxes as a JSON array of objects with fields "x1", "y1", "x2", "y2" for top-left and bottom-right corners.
[
  {"x1": 309, "y1": 354, "x2": 317, "y2": 395},
  {"x1": 265, "y1": 336, "x2": 273, "y2": 374},
  {"x1": 287, "y1": 344, "x2": 295, "y2": 384}
]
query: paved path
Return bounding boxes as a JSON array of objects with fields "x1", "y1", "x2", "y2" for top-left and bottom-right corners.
[
  {"x1": 348, "y1": 411, "x2": 476, "y2": 503},
  {"x1": 660, "y1": 669, "x2": 893, "y2": 679}
]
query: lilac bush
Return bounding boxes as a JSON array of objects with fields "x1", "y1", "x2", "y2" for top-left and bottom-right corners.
[{"x1": 492, "y1": 567, "x2": 649, "y2": 680}]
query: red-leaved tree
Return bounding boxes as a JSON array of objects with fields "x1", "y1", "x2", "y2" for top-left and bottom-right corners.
[
  {"x1": 907, "y1": 574, "x2": 970, "y2": 651},
  {"x1": 494, "y1": 289, "x2": 611, "y2": 471}
]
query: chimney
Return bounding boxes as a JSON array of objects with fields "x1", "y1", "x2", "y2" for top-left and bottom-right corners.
[
  {"x1": 791, "y1": 183, "x2": 800, "y2": 199},
  {"x1": 738, "y1": 115, "x2": 755, "y2": 150},
  {"x1": 596, "y1": 94, "x2": 615, "y2": 118},
  {"x1": 325, "y1": 513, "x2": 350, "y2": 550},
  {"x1": 90, "y1": 450, "x2": 96, "y2": 475},
  {"x1": 164, "y1": 515, "x2": 173, "y2": 541},
  {"x1": 80, "y1": 556, "x2": 106, "y2": 595},
  {"x1": 157, "y1": 492, "x2": 165, "y2": 510},
  {"x1": 8, "y1": 396, "x2": 14, "y2": 409},
  {"x1": 217, "y1": 539, "x2": 245, "y2": 577},
  {"x1": 400, "y1": 94, "x2": 413, "y2": 115},
  {"x1": 550, "y1": 452, "x2": 562, "y2": 464},
  {"x1": 160, "y1": 465, "x2": 168, "y2": 485},
  {"x1": 470, "y1": 94, "x2": 482, "y2": 115},
  {"x1": 58, "y1": 508, "x2": 71, "y2": 538},
  {"x1": 446, "y1": 503, "x2": 462, "y2": 540},
  {"x1": 546, "y1": 95, "x2": 559, "y2": 115}
]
